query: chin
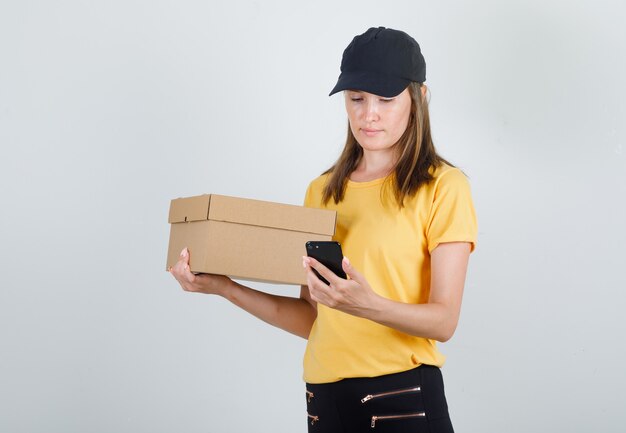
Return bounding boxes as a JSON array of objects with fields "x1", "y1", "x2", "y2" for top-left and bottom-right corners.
[{"x1": 357, "y1": 140, "x2": 395, "y2": 152}]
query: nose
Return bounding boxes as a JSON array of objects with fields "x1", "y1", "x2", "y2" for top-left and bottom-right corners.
[{"x1": 364, "y1": 99, "x2": 380, "y2": 123}]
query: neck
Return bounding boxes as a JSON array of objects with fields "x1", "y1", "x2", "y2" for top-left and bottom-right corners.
[{"x1": 351, "y1": 148, "x2": 397, "y2": 182}]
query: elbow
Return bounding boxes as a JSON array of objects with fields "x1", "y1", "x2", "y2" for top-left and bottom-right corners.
[
  {"x1": 434, "y1": 321, "x2": 458, "y2": 343},
  {"x1": 429, "y1": 304, "x2": 461, "y2": 342},
  {"x1": 436, "y1": 331, "x2": 453, "y2": 343}
]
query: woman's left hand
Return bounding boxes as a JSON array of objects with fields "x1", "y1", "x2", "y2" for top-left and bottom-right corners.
[{"x1": 303, "y1": 256, "x2": 380, "y2": 317}]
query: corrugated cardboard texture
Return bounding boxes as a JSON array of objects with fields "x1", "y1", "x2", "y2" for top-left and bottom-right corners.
[{"x1": 166, "y1": 194, "x2": 337, "y2": 285}]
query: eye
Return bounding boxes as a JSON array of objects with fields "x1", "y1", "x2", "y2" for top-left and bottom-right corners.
[
  {"x1": 350, "y1": 97, "x2": 363, "y2": 102},
  {"x1": 380, "y1": 98, "x2": 394, "y2": 103}
]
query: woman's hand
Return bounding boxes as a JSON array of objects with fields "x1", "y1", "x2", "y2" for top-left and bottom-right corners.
[
  {"x1": 170, "y1": 248, "x2": 316, "y2": 338},
  {"x1": 169, "y1": 247, "x2": 232, "y2": 295},
  {"x1": 302, "y1": 242, "x2": 471, "y2": 341},
  {"x1": 302, "y1": 256, "x2": 381, "y2": 317}
]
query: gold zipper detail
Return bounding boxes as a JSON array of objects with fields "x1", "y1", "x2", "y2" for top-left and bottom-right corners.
[
  {"x1": 307, "y1": 412, "x2": 319, "y2": 425},
  {"x1": 361, "y1": 386, "x2": 421, "y2": 403},
  {"x1": 371, "y1": 412, "x2": 426, "y2": 428},
  {"x1": 306, "y1": 390, "x2": 315, "y2": 403}
]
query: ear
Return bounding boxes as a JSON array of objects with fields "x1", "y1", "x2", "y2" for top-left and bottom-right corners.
[{"x1": 421, "y1": 84, "x2": 428, "y2": 99}]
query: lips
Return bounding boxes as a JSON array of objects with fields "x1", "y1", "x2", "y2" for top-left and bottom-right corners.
[{"x1": 361, "y1": 128, "x2": 382, "y2": 137}]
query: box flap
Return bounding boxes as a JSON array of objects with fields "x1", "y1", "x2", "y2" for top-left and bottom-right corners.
[
  {"x1": 168, "y1": 194, "x2": 211, "y2": 223},
  {"x1": 208, "y1": 194, "x2": 336, "y2": 236}
]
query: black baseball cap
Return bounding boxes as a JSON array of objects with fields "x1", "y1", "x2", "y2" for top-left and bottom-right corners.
[{"x1": 329, "y1": 27, "x2": 426, "y2": 98}]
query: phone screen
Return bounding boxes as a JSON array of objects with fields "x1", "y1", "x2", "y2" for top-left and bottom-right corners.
[{"x1": 305, "y1": 241, "x2": 347, "y2": 284}]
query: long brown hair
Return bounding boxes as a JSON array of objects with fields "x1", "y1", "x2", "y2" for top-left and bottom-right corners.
[{"x1": 322, "y1": 82, "x2": 452, "y2": 207}]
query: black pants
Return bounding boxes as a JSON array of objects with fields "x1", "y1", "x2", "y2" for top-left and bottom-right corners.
[{"x1": 305, "y1": 365, "x2": 454, "y2": 433}]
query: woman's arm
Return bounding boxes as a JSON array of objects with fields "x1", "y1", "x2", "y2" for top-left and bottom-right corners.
[
  {"x1": 303, "y1": 242, "x2": 471, "y2": 342},
  {"x1": 171, "y1": 248, "x2": 317, "y2": 339}
]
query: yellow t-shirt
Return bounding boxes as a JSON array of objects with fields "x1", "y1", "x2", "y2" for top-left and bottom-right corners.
[{"x1": 302, "y1": 164, "x2": 477, "y2": 384}]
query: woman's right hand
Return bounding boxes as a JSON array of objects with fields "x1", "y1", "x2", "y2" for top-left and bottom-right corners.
[{"x1": 169, "y1": 247, "x2": 232, "y2": 295}]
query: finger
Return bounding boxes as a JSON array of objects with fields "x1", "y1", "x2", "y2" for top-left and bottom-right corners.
[
  {"x1": 178, "y1": 247, "x2": 196, "y2": 278},
  {"x1": 305, "y1": 256, "x2": 342, "y2": 286},
  {"x1": 307, "y1": 274, "x2": 333, "y2": 306},
  {"x1": 341, "y1": 256, "x2": 363, "y2": 282},
  {"x1": 302, "y1": 258, "x2": 320, "y2": 285},
  {"x1": 172, "y1": 257, "x2": 186, "y2": 276},
  {"x1": 302, "y1": 257, "x2": 320, "y2": 282},
  {"x1": 302, "y1": 257, "x2": 328, "y2": 291},
  {"x1": 180, "y1": 247, "x2": 190, "y2": 270},
  {"x1": 171, "y1": 249, "x2": 195, "y2": 287},
  {"x1": 171, "y1": 249, "x2": 187, "y2": 275},
  {"x1": 307, "y1": 257, "x2": 345, "y2": 292},
  {"x1": 303, "y1": 257, "x2": 336, "y2": 284}
]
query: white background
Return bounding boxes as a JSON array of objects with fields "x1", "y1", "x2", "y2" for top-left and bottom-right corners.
[{"x1": 1, "y1": 1, "x2": 625, "y2": 432}]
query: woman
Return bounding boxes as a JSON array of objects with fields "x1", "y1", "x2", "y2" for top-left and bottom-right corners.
[{"x1": 170, "y1": 26, "x2": 477, "y2": 432}]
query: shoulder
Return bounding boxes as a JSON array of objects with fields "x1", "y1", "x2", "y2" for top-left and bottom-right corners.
[
  {"x1": 304, "y1": 172, "x2": 331, "y2": 207},
  {"x1": 428, "y1": 164, "x2": 471, "y2": 194},
  {"x1": 431, "y1": 163, "x2": 468, "y2": 183},
  {"x1": 306, "y1": 172, "x2": 331, "y2": 192}
]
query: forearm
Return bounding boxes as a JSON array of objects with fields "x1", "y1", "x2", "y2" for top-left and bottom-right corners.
[
  {"x1": 221, "y1": 279, "x2": 317, "y2": 339},
  {"x1": 365, "y1": 297, "x2": 458, "y2": 342},
  {"x1": 365, "y1": 243, "x2": 470, "y2": 342},
  {"x1": 304, "y1": 243, "x2": 470, "y2": 342}
]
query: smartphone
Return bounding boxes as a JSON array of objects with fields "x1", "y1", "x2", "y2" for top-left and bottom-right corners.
[{"x1": 305, "y1": 241, "x2": 347, "y2": 285}]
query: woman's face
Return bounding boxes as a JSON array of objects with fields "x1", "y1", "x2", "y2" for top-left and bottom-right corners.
[{"x1": 344, "y1": 88, "x2": 412, "y2": 153}]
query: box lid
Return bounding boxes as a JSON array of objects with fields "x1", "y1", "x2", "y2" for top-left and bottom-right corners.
[
  {"x1": 168, "y1": 194, "x2": 336, "y2": 236},
  {"x1": 168, "y1": 194, "x2": 211, "y2": 223}
]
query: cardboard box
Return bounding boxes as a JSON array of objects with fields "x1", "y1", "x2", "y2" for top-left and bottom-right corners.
[{"x1": 166, "y1": 194, "x2": 336, "y2": 285}]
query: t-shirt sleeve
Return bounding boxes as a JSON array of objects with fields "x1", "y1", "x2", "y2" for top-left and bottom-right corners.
[
  {"x1": 303, "y1": 176, "x2": 327, "y2": 208},
  {"x1": 426, "y1": 168, "x2": 478, "y2": 253}
]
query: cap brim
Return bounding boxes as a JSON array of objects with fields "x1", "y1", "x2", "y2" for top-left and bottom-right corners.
[{"x1": 329, "y1": 70, "x2": 411, "y2": 98}]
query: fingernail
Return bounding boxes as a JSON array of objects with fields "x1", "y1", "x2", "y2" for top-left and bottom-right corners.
[
  {"x1": 343, "y1": 256, "x2": 350, "y2": 266},
  {"x1": 180, "y1": 248, "x2": 186, "y2": 256}
]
